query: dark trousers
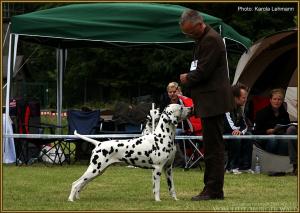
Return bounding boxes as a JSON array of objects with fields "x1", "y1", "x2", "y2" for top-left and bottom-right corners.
[
  {"x1": 202, "y1": 114, "x2": 225, "y2": 195},
  {"x1": 287, "y1": 126, "x2": 297, "y2": 165},
  {"x1": 226, "y1": 132, "x2": 253, "y2": 170}
]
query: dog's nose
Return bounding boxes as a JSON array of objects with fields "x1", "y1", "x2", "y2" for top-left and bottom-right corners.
[
  {"x1": 186, "y1": 107, "x2": 193, "y2": 113},
  {"x1": 186, "y1": 107, "x2": 195, "y2": 115}
]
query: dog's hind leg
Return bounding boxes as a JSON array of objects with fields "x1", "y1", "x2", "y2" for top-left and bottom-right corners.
[
  {"x1": 164, "y1": 164, "x2": 178, "y2": 200},
  {"x1": 68, "y1": 158, "x2": 116, "y2": 202},
  {"x1": 152, "y1": 165, "x2": 163, "y2": 201},
  {"x1": 74, "y1": 160, "x2": 116, "y2": 200},
  {"x1": 68, "y1": 166, "x2": 101, "y2": 202}
]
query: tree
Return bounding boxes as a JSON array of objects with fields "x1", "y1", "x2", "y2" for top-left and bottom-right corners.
[{"x1": 9, "y1": 2, "x2": 297, "y2": 108}]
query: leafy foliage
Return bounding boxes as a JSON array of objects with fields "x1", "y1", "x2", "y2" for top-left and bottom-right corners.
[{"x1": 8, "y1": 2, "x2": 297, "y2": 108}]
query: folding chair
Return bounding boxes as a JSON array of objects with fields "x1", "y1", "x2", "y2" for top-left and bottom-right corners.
[
  {"x1": 12, "y1": 98, "x2": 64, "y2": 166},
  {"x1": 180, "y1": 118, "x2": 204, "y2": 169},
  {"x1": 63, "y1": 109, "x2": 102, "y2": 163},
  {"x1": 177, "y1": 95, "x2": 204, "y2": 169}
]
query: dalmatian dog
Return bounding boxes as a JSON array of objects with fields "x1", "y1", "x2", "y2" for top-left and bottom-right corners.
[
  {"x1": 141, "y1": 108, "x2": 160, "y2": 135},
  {"x1": 68, "y1": 104, "x2": 191, "y2": 202}
]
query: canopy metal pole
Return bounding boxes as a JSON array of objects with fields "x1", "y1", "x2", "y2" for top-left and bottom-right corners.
[
  {"x1": 219, "y1": 24, "x2": 230, "y2": 80},
  {"x1": 152, "y1": 103, "x2": 155, "y2": 133},
  {"x1": 2, "y1": 22, "x2": 10, "y2": 48},
  {"x1": 223, "y1": 37, "x2": 230, "y2": 80},
  {"x1": 13, "y1": 35, "x2": 19, "y2": 72},
  {"x1": 5, "y1": 33, "x2": 18, "y2": 134},
  {"x1": 56, "y1": 48, "x2": 65, "y2": 133},
  {"x1": 4, "y1": 34, "x2": 13, "y2": 134}
]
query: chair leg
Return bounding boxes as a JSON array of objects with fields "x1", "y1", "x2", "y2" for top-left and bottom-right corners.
[
  {"x1": 183, "y1": 139, "x2": 204, "y2": 170},
  {"x1": 38, "y1": 141, "x2": 67, "y2": 166}
]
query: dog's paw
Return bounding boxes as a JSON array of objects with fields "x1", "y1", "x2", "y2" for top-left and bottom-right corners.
[
  {"x1": 68, "y1": 198, "x2": 74, "y2": 202},
  {"x1": 155, "y1": 199, "x2": 162, "y2": 202},
  {"x1": 173, "y1": 197, "x2": 179, "y2": 201}
]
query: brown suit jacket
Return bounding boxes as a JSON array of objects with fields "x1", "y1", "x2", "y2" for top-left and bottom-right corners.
[{"x1": 187, "y1": 25, "x2": 234, "y2": 118}]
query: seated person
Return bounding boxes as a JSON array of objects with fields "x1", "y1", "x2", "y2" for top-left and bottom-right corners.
[
  {"x1": 160, "y1": 82, "x2": 182, "y2": 111},
  {"x1": 159, "y1": 82, "x2": 187, "y2": 167},
  {"x1": 224, "y1": 84, "x2": 253, "y2": 174},
  {"x1": 255, "y1": 88, "x2": 297, "y2": 174}
]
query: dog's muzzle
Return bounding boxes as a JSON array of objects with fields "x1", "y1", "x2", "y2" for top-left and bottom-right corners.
[{"x1": 186, "y1": 107, "x2": 193, "y2": 116}]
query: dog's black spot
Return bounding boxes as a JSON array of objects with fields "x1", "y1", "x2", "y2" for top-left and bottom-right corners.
[
  {"x1": 160, "y1": 123, "x2": 165, "y2": 132},
  {"x1": 109, "y1": 146, "x2": 114, "y2": 154},
  {"x1": 92, "y1": 155, "x2": 99, "y2": 164},
  {"x1": 97, "y1": 162, "x2": 101, "y2": 169},
  {"x1": 166, "y1": 128, "x2": 170, "y2": 133},
  {"x1": 121, "y1": 158, "x2": 129, "y2": 164},
  {"x1": 97, "y1": 144, "x2": 101, "y2": 147},
  {"x1": 125, "y1": 150, "x2": 134, "y2": 158},
  {"x1": 136, "y1": 139, "x2": 143, "y2": 145},
  {"x1": 167, "y1": 169, "x2": 171, "y2": 176},
  {"x1": 158, "y1": 152, "x2": 161, "y2": 157},
  {"x1": 142, "y1": 160, "x2": 146, "y2": 163},
  {"x1": 92, "y1": 169, "x2": 97, "y2": 173},
  {"x1": 148, "y1": 158, "x2": 153, "y2": 164},
  {"x1": 137, "y1": 151, "x2": 142, "y2": 155},
  {"x1": 132, "y1": 144, "x2": 135, "y2": 148},
  {"x1": 105, "y1": 159, "x2": 109, "y2": 162},
  {"x1": 154, "y1": 142, "x2": 160, "y2": 150},
  {"x1": 117, "y1": 143, "x2": 124, "y2": 147},
  {"x1": 163, "y1": 118, "x2": 168, "y2": 123},
  {"x1": 144, "y1": 151, "x2": 150, "y2": 157},
  {"x1": 102, "y1": 149, "x2": 108, "y2": 157},
  {"x1": 167, "y1": 177, "x2": 172, "y2": 190},
  {"x1": 126, "y1": 145, "x2": 129, "y2": 148},
  {"x1": 96, "y1": 149, "x2": 102, "y2": 153},
  {"x1": 84, "y1": 178, "x2": 87, "y2": 181},
  {"x1": 158, "y1": 134, "x2": 162, "y2": 137},
  {"x1": 156, "y1": 172, "x2": 161, "y2": 176},
  {"x1": 115, "y1": 149, "x2": 118, "y2": 152},
  {"x1": 129, "y1": 157, "x2": 139, "y2": 165},
  {"x1": 160, "y1": 138, "x2": 164, "y2": 144},
  {"x1": 154, "y1": 137, "x2": 159, "y2": 142}
]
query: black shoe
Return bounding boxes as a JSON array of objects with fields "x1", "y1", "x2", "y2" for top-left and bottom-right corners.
[{"x1": 191, "y1": 191, "x2": 224, "y2": 201}]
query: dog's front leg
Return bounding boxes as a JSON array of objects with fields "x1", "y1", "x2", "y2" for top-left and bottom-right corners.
[
  {"x1": 152, "y1": 166, "x2": 163, "y2": 201},
  {"x1": 164, "y1": 164, "x2": 178, "y2": 200}
]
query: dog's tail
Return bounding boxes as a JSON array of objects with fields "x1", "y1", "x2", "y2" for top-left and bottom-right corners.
[{"x1": 74, "y1": 130, "x2": 99, "y2": 146}]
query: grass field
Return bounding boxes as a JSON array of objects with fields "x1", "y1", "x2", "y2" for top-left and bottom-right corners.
[{"x1": 2, "y1": 163, "x2": 298, "y2": 211}]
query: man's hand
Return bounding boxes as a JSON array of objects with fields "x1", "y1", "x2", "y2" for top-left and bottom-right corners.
[
  {"x1": 232, "y1": 130, "x2": 241, "y2": 135},
  {"x1": 266, "y1": 128, "x2": 275, "y2": 135},
  {"x1": 180, "y1": 73, "x2": 188, "y2": 84}
]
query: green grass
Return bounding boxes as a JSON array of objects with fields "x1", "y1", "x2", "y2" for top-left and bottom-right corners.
[{"x1": 2, "y1": 163, "x2": 298, "y2": 211}]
